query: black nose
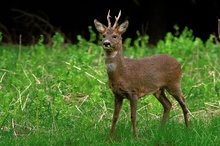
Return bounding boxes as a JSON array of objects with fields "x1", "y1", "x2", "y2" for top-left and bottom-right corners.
[{"x1": 103, "y1": 42, "x2": 111, "y2": 48}]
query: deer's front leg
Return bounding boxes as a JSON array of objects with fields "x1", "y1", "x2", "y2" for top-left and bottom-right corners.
[
  {"x1": 109, "y1": 97, "x2": 123, "y2": 140},
  {"x1": 130, "y1": 95, "x2": 138, "y2": 140}
]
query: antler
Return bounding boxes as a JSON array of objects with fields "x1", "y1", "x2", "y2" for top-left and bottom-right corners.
[
  {"x1": 112, "y1": 10, "x2": 121, "y2": 29},
  {"x1": 107, "y1": 10, "x2": 111, "y2": 28}
]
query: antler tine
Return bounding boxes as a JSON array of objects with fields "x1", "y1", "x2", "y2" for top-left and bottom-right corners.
[
  {"x1": 113, "y1": 10, "x2": 121, "y2": 28},
  {"x1": 107, "y1": 10, "x2": 111, "y2": 28}
]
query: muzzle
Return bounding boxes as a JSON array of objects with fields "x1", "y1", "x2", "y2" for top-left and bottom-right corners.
[{"x1": 103, "y1": 41, "x2": 113, "y2": 51}]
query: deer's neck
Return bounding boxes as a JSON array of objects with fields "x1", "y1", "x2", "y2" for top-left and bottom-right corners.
[{"x1": 105, "y1": 49, "x2": 126, "y2": 79}]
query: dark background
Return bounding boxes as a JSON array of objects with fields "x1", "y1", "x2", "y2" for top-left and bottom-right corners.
[{"x1": 1, "y1": 0, "x2": 220, "y2": 45}]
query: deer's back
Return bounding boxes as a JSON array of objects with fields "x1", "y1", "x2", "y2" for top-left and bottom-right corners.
[{"x1": 126, "y1": 54, "x2": 182, "y2": 80}]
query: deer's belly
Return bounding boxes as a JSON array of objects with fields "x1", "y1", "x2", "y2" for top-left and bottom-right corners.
[{"x1": 109, "y1": 81, "x2": 160, "y2": 99}]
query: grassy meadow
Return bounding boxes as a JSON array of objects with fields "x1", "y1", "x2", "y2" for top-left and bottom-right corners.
[{"x1": 0, "y1": 26, "x2": 220, "y2": 145}]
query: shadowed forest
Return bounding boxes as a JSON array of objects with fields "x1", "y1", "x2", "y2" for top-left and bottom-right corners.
[{"x1": 1, "y1": 0, "x2": 220, "y2": 45}]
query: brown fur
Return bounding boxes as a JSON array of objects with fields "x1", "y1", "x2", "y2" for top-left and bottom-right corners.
[{"x1": 94, "y1": 10, "x2": 189, "y2": 140}]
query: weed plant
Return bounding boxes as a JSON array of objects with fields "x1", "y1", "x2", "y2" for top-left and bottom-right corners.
[{"x1": 0, "y1": 26, "x2": 220, "y2": 145}]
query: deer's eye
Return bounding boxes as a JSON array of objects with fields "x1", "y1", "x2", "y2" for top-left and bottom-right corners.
[
  {"x1": 103, "y1": 35, "x2": 106, "y2": 38},
  {"x1": 113, "y1": 35, "x2": 117, "y2": 39}
]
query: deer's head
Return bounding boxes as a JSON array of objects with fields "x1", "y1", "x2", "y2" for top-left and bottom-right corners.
[{"x1": 94, "y1": 10, "x2": 129, "y2": 58}]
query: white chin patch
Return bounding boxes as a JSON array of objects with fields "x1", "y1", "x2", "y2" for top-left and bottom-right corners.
[
  {"x1": 105, "y1": 51, "x2": 118, "y2": 58},
  {"x1": 106, "y1": 63, "x2": 116, "y2": 72}
]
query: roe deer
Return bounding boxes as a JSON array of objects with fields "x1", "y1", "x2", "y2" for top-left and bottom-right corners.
[{"x1": 94, "y1": 10, "x2": 189, "y2": 140}]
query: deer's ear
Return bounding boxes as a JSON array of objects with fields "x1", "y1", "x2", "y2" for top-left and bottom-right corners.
[
  {"x1": 94, "y1": 19, "x2": 107, "y2": 33},
  {"x1": 117, "y1": 20, "x2": 129, "y2": 34}
]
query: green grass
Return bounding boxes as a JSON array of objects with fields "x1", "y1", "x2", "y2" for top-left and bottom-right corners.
[{"x1": 0, "y1": 27, "x2": 220, "y2": 145}]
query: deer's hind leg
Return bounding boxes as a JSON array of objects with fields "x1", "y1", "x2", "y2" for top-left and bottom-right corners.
[
  {"x1": 166, "y1": 85, "x2": 189, "y2": 128},
  {"x1": 153, "y1": 89, "x2": 172, "y2": 127}
]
